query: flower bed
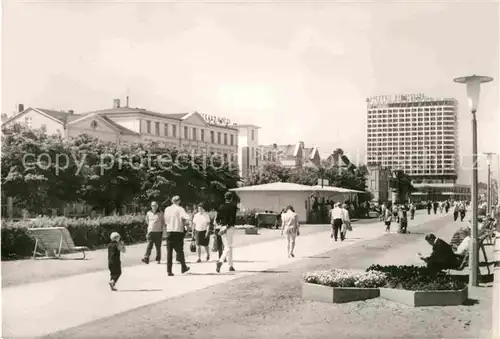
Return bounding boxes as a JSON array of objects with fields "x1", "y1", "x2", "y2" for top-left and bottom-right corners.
[
  {"x1": 366, "y1": 265, "x2": 468, "y2": 307},
  {"x1": 302, "y1": 269, "x2": 386, "y2": 303}
]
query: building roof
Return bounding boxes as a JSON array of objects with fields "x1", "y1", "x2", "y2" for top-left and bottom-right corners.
[
  {"x1": 35, "y1": 108, "x2": 72, "y2": 122},
  {"x1": 231, "y1": 182, "x2": 319, "y2": 192},
  {"x1": 231, "y1": 182, "x2": 365, "y2": 194}
]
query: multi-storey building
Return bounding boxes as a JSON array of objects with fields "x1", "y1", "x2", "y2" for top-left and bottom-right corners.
[
  {"x1": 257, "y1": 141, "x2": 320, "y2": 169},
  {"x1": 366, "y1": 94, "x2": 458, "y2": 183},
  {"x1": 2, "y1": 99, "x2": 239, "y2": 162},
  {"x1": 236, "y1": 124, "x2": 260, "y2": 181}
]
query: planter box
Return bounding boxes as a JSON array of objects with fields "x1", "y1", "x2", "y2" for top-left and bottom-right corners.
[
  {"x1": 302, "y1": 282, "x2": 380, "y2": 303},
  {"x1": 379, "y1": 287, "x2": 468, "y2": 307},
  {"x1": 245, "y1": 228, "x2": 258, "y2": 235}
]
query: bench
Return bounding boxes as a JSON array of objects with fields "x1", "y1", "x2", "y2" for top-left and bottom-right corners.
[
  {"x1": 28, "y1": 227, "x2": 89, "y2": 260},
  {"x1": 255, "y1": 213, "x2": 279, "y2": 229}
]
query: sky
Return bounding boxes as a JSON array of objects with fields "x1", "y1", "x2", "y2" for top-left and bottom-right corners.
[{"x1": 2, "y1": 1, "x2": 499, "y2": 184}]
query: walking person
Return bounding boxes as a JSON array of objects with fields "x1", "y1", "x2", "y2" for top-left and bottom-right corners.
[
  {"x1": 445, "y1": 200, "x2": 450, "y2": 214},
  {"x1": 192, "y1": 203, "x2": 211, "y2": 262},
  {"x1": 384, "y1": 205, "x2": 392, "y2": 232},
  {"x1": 341, "y1": 203, "x2": 351, "y2": 241},
  {"x1": 453, "y1": 202, "x2": 460, "y2": 222},
  {"x1": 409, "y1": 202, "x2": 416, "y2": 220},
  {"x1": 142, "y1": 201, "x2": 164, "y2": 265},
  {"x1": 281, "y1": 205, "x2": 300, "y2": 257},
  {"x1": 215, "y1": 192, "x2": 238, "y2": 273},
  {"x1": 164, "y1": 196, "x2": 191, "y2": 276},
  {"x1": 329, "y1": 202, "x2": 344, "y2": 241},
  {"x1": 439, "y1": 201, "x2": 444, "y2": 214},
  {"x1": 459, "y1": 202, "x2": 466, "y2": 222},
  {"x1": 108, "y1": 232, "x2": 126, "y2": 291},
  {"x1": 433, "y1": 201, "x2": 439, "y2": 215},
  {"x1": 427, "y1": 201, "x2": 432, "y2": 215}
]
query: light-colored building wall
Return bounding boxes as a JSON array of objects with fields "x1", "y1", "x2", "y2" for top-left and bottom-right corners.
[
  {"x1": 237, "y1": 125, "x2": 260, "y2": 181},
  {"x1": 236, "y1": 190, "x2": 308, "y2": 223},
  {"x1": 2, "y1": 108, "x2": 64, "y2": 135}
]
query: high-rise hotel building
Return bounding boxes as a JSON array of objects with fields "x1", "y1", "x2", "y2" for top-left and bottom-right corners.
[{"x1": 366, "y1": 94, "x2": 458, "y2": 183}]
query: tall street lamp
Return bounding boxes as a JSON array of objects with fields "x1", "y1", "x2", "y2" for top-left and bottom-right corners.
[
  {"x1": 454, "y1": 74, "x2": 493, "y2": 287},
  {"x1": 483, "y1": 152, "x2": 496, "y2": 215}
]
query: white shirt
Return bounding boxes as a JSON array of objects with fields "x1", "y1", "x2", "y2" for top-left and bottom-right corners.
[
  {"x1": 455, "y1": 236, "x2": 470, "y2": 256},
  {"x1": 330, "y1": 207, "x2": 348, "y2": 222},
  {"x1": 193, "y1": 212, "x2": 211, "y2": 232},
  {"x1": 282, "y1": 211, "x2": 299, "y2": 229},
  {"x1": 164, "y1": 204, "x2": 190, "y2": 233}
]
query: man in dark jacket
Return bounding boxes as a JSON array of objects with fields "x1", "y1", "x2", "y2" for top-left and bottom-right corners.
[
  {"x1": 417, "y1": 233, "x2": 461, "y2": 271},
  {"x1": 427, "y1": 201, "x2": 432, "y2": 215}
]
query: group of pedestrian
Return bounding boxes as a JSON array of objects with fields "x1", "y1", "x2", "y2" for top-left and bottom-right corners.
[
  {"x1": 107, "y1": 192, "x2": 238, "y2": 291},
  {"x1": 379, "y1": 202, "x2": 414, "y2": 233},
  {"x1": 329, "y1": 202, "x2": 351, "y2": 241}
]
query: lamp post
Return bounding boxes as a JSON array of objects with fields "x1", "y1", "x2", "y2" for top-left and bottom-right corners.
[
  {"x1": 454, "y1": 74, "x2": 493, "y2": 287},
  {"x1": 483, "y1": 152, "x2": 496, "y2": 215}
]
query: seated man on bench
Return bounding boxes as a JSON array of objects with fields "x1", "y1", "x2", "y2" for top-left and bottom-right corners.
[{"x1": 417, "y1": 233, "x2": 462, "y2": 271}]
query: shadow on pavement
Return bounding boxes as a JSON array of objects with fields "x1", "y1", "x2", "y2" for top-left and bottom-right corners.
[
  {"x1": 118, "y1": 289, "x2": 163, "y2": 292},
  {"x1": 463, "y1": 298, "x2": 480, "y2": 306},
  {"x1": 305, "y1": 256, "x2": 330, "y2": 259},
  {"x1": 238, "y1": 270, "x2": 289, "y2": 274},
  {"x1": 186, "y1": 272, "x2": 233, "y2": 276}
]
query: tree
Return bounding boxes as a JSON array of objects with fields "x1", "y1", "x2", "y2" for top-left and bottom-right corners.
[
  {"x1": 388, "y1": 170, "x2": 414, "y2": 203},
  {"x1": 245, "y1": 163, "x2": 291, "y2": 186}
]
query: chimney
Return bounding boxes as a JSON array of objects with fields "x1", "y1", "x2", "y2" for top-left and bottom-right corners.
[
  {"x1": 126, "y1": 96, "x2": 129, "y2": 107},
  {"x1": 113, "y1": 99, "x2": 120, "y2": 108},
  {"x1": 272, "y1": 143, "x2": 277, "y2": 149},
  {"x1": 68, "y1": 110, "x2": 74, "y2": 115},
  {"x1": 18, "y1": 104, "x2": 24, "y2": 113},
  {"x1": 299, "y1": 141, "x2": 305, "y2": 148}
]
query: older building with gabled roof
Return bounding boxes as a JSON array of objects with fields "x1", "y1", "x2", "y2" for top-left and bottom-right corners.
[{"x1": 257, "y1": 141, "x2": 320, "y2": 169}]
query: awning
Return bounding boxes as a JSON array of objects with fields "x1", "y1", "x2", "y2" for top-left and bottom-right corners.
[{"x1": 411, "y1": 192, "x2": 428, "y2": 195}]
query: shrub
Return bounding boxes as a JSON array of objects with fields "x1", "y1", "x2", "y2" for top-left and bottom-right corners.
[
  {"x1": 236, "y1": 210, "x2": 257, "y2": 226},
  {"x1": 1, "y1": 215, "x2": 147, "y2": 260},
  {"x1": 366, "y1": 265, "x2": 467, "y2": 291},
  {"x1": 304, "y1": 269, "x2": 387, "y2": 288}
]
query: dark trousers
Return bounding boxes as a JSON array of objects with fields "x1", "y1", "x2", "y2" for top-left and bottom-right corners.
[
  {"x1": 144, "y1": 232, "x2": 162, "y2": 262},
  {"x1": 453, "y1": 211, "x2": 459, "y2": 221},
  {"x1": 460, "y1": 211, "x2": 466, "y2": 221},
  {"x1": 332, "y1": 218, "x2": 343, "y2": 241},
  {"x1": 166, "y1": 232, "x2": 187, "y2": 274},
  {"x1": 176, "y1": 231, "x2": 185, "y2": 262},
  {"x1": 427, "y1": 208, "x2": 431, "y2": 215},
  {"x1": 433, "y1": 208, "x2": 438, "y2": 214},
  {"x1": 445, "y1": 207, "x2": 449, "y2": 213},
  {"x1": 410, "y1": 210, "x2": 415, "y2": 219},
  {"x1": 216, "y1": 234, "x2": 223, "y2": 258},
  {"x1": 109, "y1": 263, "x2": 122, "y2": 283}
]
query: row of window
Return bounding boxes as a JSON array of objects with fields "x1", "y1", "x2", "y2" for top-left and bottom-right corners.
[{"x1": 144, "y1": 121, "x2": 236, "y2": 146}]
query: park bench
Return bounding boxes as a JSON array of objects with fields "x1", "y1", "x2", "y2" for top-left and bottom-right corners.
[
  {"x1": 255, "y1": 213, "x2": 279, "y2": 229},
  {"x1": 28, "y1": 227, "x2": 89, "y2": 260}
]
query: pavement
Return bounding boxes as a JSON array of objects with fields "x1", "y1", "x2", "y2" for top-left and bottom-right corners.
[{"x1": 1, "y1": 211, "x2": 473, "y2": 338}]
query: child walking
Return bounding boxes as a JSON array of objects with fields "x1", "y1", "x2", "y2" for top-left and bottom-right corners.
[{"x1": 108, "y1": 232, "x2": 126, "y2": 291}]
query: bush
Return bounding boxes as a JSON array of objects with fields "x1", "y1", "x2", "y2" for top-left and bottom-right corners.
[
  {"x1": 1, "y1": 215, "x2": 147, "y2": 260},
  {"x1": 304, "y1": 269, "x2": 387, "y2": 288},
  {"x1": 366, "y1": 265, "x2": 467, "y2": 291},
  {"x1": 236, "y1": 210, "x2": 257, "y2": 226}
]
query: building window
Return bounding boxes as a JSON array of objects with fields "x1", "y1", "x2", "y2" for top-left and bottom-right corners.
[
  {"x1": 25, "y1": 117, "x2": 32, "y2": 128},
  {"x1": 201, "y1": 129, "x2": 205, "y2": 142},
  {"x1": 251, "y1": 129, "x2": 255, "y2": 141},
  {"x1": 172, "y1": 125, "x2": 177, "y2": 137},
  {"x1": 155, "y1": 122, "x2": 160, "y2": 136},
  {"x1": 217, "y1": 132, "x2": 221, "y2": 144},
  {"x1": 164, "y1": 124, "x2": 169, "y2": 136},
  {"x1": 184, "y1": 126, "x2": 189, "y2": 139},
  {"x1": 230, "y1": 134, "x2": 234, "y2": 146},
  {"x1": 146, "y1": 120, "x2": 151, "y2": 134},
  {"x1": 192, "y1": 128, "x2": 197, "y2": 141},
  {"x1": 210, "y1": 131, "x2": 215, "y2": 143}
]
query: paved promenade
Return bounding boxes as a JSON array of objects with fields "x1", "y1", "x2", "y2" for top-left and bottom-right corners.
[{"x1": 2, "y1": 211, "x2": 447, "y2": 338}]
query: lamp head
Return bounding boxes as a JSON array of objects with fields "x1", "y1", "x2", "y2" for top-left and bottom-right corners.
[{"x1": 453, "y1": 75, "x2": 493, "y2": 113}]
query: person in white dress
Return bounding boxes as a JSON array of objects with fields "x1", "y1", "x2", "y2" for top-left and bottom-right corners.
[{"x1": 281, "y1": 205, "x2": 300, "y2": 257}]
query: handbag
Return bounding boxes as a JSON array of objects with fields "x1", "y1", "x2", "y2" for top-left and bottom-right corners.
[
  {"x1": 212, "y1": 234, "x2": 219, "y2": 252},
  {"x1": 190, "y1": 239, "x2": 196, "y2": 253},
  {"x1": 345, "y1": 221, "x2": 352, "y2": 232}
]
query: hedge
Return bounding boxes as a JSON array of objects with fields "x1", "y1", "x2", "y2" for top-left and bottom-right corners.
[{"x1": 1, "y1": 210, "x2": 259, "y2": 260}]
